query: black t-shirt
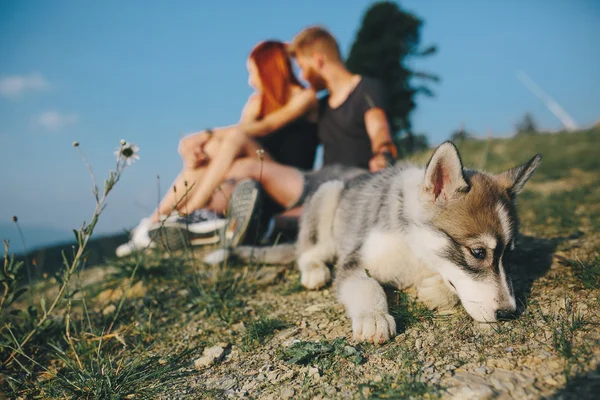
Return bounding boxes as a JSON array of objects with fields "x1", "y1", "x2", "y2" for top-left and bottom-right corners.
[
  {"x1": 256, "y1": 117, "x2": 319, "y2": 171},
  {"x1": 317, "y1": 76, "x2": 388, "y2": 170}
]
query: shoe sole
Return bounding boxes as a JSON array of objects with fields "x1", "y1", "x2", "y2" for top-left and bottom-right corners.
[
  {"x1": 149, "y1": 225, "x2": 223, "y2": 252},
  {"x1": 226, "y1": 179, "x2": 261, "y2": 248},
  {"x1": 161, "y1": 218, "x2": 228, "y2": 234}
]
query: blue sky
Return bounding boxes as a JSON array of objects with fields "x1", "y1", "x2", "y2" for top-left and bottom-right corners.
[{"x1": 1, "y1": 0, "x2": 599, "y2": 248}]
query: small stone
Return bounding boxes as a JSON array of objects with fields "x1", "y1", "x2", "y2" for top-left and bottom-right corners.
[
  {"x1": 505, "y1": 346, "x2": 513, "y2": 353},
  {"x1": 305, "y1": 303, "x2": 328, "y2": 313},
  {"x1": 449, "y1": 384, "x2": 494, "y2": 400},
  {"x1": 281, "y1": 386, "x2": 295, "y2": 399},
  {"x1": 531, "y1": 356, "x2": 543, "y2": 365},
  {"x1": 253, "y1": 266, "x2": 286, "y2": 286},
  {"x1": 102, "y1": 304, "x2": 116, "y2": 316},
  {"x1": 415, "y1": 338, "x2": 422, "y2": 350},
  {"x1": 241, "y1": 380, "x2": 258, "y2": 392},
  {"x1": 260, "y1": 364, "x2": 274, "y2": 372},
  {"x1": 547, "y1": 360, "x2": 561, "y2": 369},
  {"x1": 194, "y1": 357, "x2": 212, "y2": 369},
  {"x1": 220, "y1": 378, "x2": 236, "y2": 390},
  {"x1": 280, "y1": 370, "x2": 295, "y2": 381},
  {"x1": 232, "y1": 322, "x2": 246, "y2": 331},
  {"x1": 267, "y1": 370, "x2": 279, "y2": 382},
  {"x1": 344, "y1": 345, "x2": 358, "y2": 356},
  {"x1": 193, "y1": 346, "x2": 225, "y2": 369},
  {"x1": 308, "y1": 367, "x2": 320, "y2": 379},
  {"x1": 475, "y1": 366, "x2": 490, "y2": 375},
  {"x1": 226, "y1": 347, "x2": 240, "y2": 361},
  {"x1": 128, "y1": 280, "x2": 147, "y2": 299},
  {"x1": 204, "y1": 345, "x2": 225, "y2": 359},
  {"x1": 276, "y1": 327, "x2": 301, "y2": 341},
  {"x1": 544, "y1": 376, "x2": 559, "y2": 386}
]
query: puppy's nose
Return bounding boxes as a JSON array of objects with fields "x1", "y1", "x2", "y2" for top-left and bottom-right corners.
[{"x1": 495, "y1": 309, "x2": 517, "y2": 321}]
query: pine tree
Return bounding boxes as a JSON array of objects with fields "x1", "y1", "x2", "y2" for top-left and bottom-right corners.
[
  {"x1": 346, "y1": 1, "x2": 439, "y2": 154},
  {"x1": 515, "y1": 113, "x2": 538, "y2": 136}
]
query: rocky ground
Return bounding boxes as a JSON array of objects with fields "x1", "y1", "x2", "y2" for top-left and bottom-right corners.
[{"x1": 151, "y1": 232, "x2": 600, "y2": 400}]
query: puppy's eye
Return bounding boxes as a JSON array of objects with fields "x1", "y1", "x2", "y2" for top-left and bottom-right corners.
[{"x1": 470, "y1": 248, "x2": 487, "y2": 260}]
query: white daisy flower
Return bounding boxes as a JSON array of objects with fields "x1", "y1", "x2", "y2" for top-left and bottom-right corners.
[{"x1": 114, "y1": 142, "x2": 140, "y2": 165}]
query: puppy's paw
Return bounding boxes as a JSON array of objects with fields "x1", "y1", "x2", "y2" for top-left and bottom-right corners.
[
  {"x1": 300, "y1": 262, "x2": 331, "y2": 290},
  {"x1": 416, "y1": 275, "x2": 459, "y2": 311},
  {"x1": 352, "y1": 312, "x2": 396, "y2": 344}
]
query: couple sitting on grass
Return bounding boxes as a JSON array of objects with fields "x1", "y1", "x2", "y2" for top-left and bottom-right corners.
[{"x1": 117, "y1": 26, "x2": 397, "y2": 257}]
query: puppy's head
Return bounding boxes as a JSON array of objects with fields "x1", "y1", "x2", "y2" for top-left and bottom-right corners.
[{"x1": 421, "y1": 141, "x2": 541, "y2": 322}]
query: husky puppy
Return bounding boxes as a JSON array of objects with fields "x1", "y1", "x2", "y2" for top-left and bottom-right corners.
[{"x1": 296, "y1": 141, "x2": 541, "y2": 344}]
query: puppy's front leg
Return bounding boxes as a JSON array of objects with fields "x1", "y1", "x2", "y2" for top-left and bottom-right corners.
[
  {"x1": 336, "y1": 267, "x2": 396, "y2": 344},
  {"x1": 416, "y1": 274, "x2": 459, "y2": 312},
  {"x1": 297, "y1": 248, "x2": 332, "y2": 290}
]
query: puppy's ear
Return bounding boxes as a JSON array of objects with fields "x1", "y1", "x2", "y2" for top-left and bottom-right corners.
[
  {"x1": 495, "y1": 154, "x2": 542, "y2": 198},
  {"x1": 423, "y1": 141, "x2": 470, "y2": 206}
]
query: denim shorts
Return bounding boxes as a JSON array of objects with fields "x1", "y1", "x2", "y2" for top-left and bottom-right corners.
[{"x1": 288, "y1": 164, "x2": 368, "y2": 209}]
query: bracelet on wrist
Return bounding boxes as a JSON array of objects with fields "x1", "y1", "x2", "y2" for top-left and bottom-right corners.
[{"x1": 375, "y1": 141, "x2": 397, "y2": 158}]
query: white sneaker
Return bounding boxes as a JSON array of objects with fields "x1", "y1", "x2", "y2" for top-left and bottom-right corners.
[
  {"x1": 148, "y1": 209, "x2": 227, "y2": 251},
  {"x1": 115, "y1": 217, "x2": 158, "y2": 257}
]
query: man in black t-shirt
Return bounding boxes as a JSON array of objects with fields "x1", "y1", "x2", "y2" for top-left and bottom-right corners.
[
  {"x1": 317, "y1": 76, "x2": 391, "y2": 170},
  {"x1": 292, "y1": 26, "x2": 397, "y2": 171},
  {"x1": 207, "y1": 26, "x2": 398, "y2": 245}
]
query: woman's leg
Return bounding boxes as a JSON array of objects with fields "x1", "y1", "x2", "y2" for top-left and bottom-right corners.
[
  {"x1": 181, "y1": 128, "x2": 273, "y2": 211},
  {"x1": 225, "y1": 158, "x2": 305, "y2": 209},
  {"x1": 152, "y1": 127, "x2": 273, "y2": 222},
  {"x1": 151, "y1": 167, "x2": 207, "y2": 222},
  {"x1": 151, "y1": 131, "x2": 232, "y2": 220}
]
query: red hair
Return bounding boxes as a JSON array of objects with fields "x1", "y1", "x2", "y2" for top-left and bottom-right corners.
[{"x1": 249, "y1": 41, "x2": 303, "y2": 119}]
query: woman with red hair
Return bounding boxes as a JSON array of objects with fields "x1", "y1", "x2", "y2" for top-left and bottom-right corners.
[{"x1": 117, "y1": 40, "x2": 319, "y2": 256}]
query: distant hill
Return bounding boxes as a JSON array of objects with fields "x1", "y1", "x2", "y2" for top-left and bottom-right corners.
[
  {"x1": 7, "y1": 230, "x2": 130, "y2": 281},
  {"x1": 0, "y1": 222, "x2": 73, "y2": 253},
  {"x1": 1, "y1": 222, "x2": 129, "y2": 280}
]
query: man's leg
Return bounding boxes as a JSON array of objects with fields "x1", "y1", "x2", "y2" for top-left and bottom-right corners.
[
  {"x1": 217, "y1": 158, "x2": 305, "y2": 246},
  {"x1": 225, "y1": 158, "x2": 306, "y2": 209}
]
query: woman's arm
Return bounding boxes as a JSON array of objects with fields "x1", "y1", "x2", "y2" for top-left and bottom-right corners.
[
  {"x1": 239, "y1": 93, "x2": 261, "y2": 124},
  {"x1": 239, "y1": 88, "x2": 317, "y2": 137}
]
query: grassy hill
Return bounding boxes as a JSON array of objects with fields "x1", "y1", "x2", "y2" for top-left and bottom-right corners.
[
  {"x1": 410, "y1": 127, "x2": 600, "y2": 239},
  {"x1": 409, "y1": 127, "x2": 600, "y2": 181},
  {"x1": 1, "y1": 127, "x2": 599, "y2": 399}
]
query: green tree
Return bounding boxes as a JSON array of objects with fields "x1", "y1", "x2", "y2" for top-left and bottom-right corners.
[
  {"x1": 515, "y1": 112, "x2": 538, "y2": 136},
  {"x1": 395, "y1": 133, "x2": 429, "y2": 158},
  {"x1": 346, "y1": 1, "x2": 439, "y2": 155},
  {"x1": 449, "y1": 124, "x2": 472, "y2": 142}
]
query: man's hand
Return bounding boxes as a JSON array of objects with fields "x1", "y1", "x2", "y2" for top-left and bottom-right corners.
[
  {"x1": 179, "y1": 131, "x2": 212, "y2": 169},
  {"x1": 369, "y1": 153, "x2": 390, "y2": 172}
]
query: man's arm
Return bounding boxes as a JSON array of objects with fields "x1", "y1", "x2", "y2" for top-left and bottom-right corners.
[{"x1": 364, "y1": 107, "x2": 397, "y2": 171}]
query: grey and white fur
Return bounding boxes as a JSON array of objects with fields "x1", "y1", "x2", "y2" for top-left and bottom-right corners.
[{"x1": 296, "y1": 141, "x2": 541, "y2": 344}]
